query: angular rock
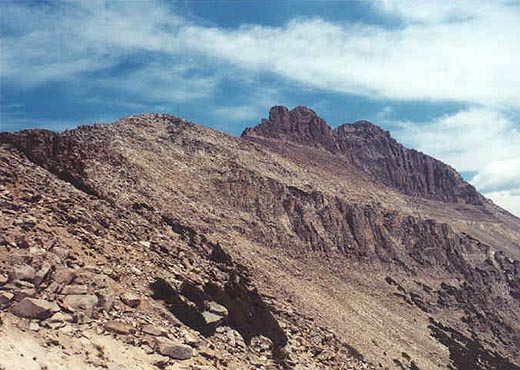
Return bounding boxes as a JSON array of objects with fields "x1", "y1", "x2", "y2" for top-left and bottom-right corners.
[
  {"x1": 97, "y1": 289, "x2": 115, "y2": 312},
  {"x1": 47, "y1": 312, "x2": 73, "y2": 323},
  {"x1": 8, "y1": 264, "x2": 35, "y2": 282},
  {"x1": 120, "y1": 292, "x2": 141, "y2": 308},
  {"x1": 207, "y1": 301, "x2": 228, "y2": 317},
  {"x1": 44, "y1": 312, "x2": 73, "y2": 329},
  {"x1": 50, "y1": 246, "x2": 70, "y2": 262},
  {"x1": 33, "y1": 262, "x2": 53, "y2": 287},
  {"x1": 139, "y1": 241, "x2": 151, "y2": 248},
  {"x1": 15, "y1": 287, "x2": 37, "y2": 301},
  {"x1": 106, "y1": 320, "x2": 134, "y2": 335},
  {"x1": 142, "y1": 324, "x2": 168, "y2": 337},
  {"x1": 0, "y1": 273, "x2": 8, "y2": 285},
  {"x1": 10, "y1": 298, "x2": 60, "y2": 319},
  {"x1": 63, "y1": 294, "x2": 98, "y2": 317},
  {"x1": 155, "y1": 337, "x2": 193, "y2": 360},
  {"x1": 202, "y1": 311, "x2": 223, "y2": 325},
  {"x1": 0, "y1": 292, "x2": 14, "y2": 305},
  {"x1": 61, "y1": 285, "x2": 89, "y2": 295},
  {"x1": 53, "y1": 268, "x2": 76, "y2": 285}
]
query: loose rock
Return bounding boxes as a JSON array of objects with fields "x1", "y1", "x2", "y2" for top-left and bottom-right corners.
[
  {"x1": 207, "y1": 301, "x2": 228, "y2": 317},
  {"x1": 10, "y1": 298, "x2": 60, "y2": 319},
  {"x1": 106, "y1": 320, "x2": 134, "y2": 335},
  {"x1": 61, "y1": 285, "x2": 89, "y2": 295},
  {"x1": 142, "y1": 324, "x2": 168, "y2": 337},
  {"x1": 8, "y1": 264, "x2": 36, "y2": 282},
  {"x1": 63, "y1": 294, "x2": 98, "y2": 317},
  {"x1": 120, "y1": 292, "x2": 141, "y2": 308},
  {"x1": 155, "y1": 337, "x2": 193, "y2": 360}
]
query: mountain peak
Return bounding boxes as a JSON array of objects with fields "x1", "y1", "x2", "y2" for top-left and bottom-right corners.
[
  {"x1": 242, "y1": 105, "x2": 334, "y2": 147},
  {"x1": 242, "y1": 106, "x2": 483, "y2": 205}
]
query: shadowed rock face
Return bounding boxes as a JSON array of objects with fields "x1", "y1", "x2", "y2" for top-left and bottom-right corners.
[
  {"x1": 1, "y1": 107, "x2": 519, "y2": 370},
  {"x1": 242, "y1": 106, "x2": 484, "y2": 205}
]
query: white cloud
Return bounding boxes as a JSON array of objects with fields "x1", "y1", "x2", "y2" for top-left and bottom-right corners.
[
  {"x1": 372, "y1": 0, "x2": 510, "y2": 23},
  {"x1": 101, "y1": 62, "x2": 220, "y2": 103},
  {"x1": 472, "y1": 159, "x2": 520, "y2": 193},
  {"x1": 213, "y1": 86, "x2": 282, "y2": 125},
  {"x1": 483, "y1": 190, "x2": 520, "y2": 217},
  {"x1": 173, "y1": 2, "x2": 520, "y2": 109},
  {"x1": 2, "y1": 0, "x2": 520, "y2": 109}
]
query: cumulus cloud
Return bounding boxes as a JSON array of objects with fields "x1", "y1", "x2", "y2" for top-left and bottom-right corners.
[
  {"x1": 2, "y1": 0, "x2": 520, "y2": 109},
  {"x1": 471, "y1": 159, "x2": 520, "y2": 193},
  {"x1": 483, "y1": 190, "x2": 520, "y2": 217}
]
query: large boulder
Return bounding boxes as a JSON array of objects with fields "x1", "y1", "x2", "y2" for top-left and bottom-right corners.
[{"x1": 10, "y1": 298, "x2": 60, "y2": 319}]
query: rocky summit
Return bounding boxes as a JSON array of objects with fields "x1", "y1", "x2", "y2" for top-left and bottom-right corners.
[{"x1": 0, "y1": 106, "x2": 519, "y2": 370}]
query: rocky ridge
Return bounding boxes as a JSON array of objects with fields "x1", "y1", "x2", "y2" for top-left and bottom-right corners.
[
  {"x1": 242, "y1": 106, "x2": 484, "y2": 204},
  {"x1": 1, "y1": 107, "x2": 519, "y2": 370}
]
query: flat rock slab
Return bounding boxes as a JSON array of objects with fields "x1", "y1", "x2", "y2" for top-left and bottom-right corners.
[
  {"x1": 202, "y1": 311, "x2": 223, "y2": 325},
  {"x1": 10, "y1": 298, "x2": 60, "y2": 319},
  {"x1": 155, "y1": 337, "x2": 193, "y2": 360},
  {"x1": 61, "y1": 285, "x2": 89, "y2": 295},
  {"x1": 142, "y1": 324, "x2": 168, "y2": 337},
  {"x1": 106, "y1": 320, "x2": 134, "y2": 335}
]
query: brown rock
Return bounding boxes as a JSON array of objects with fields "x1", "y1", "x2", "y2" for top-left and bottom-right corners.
[
  {"x1": 53, "y1": 268, "x2": 76, "y2": 285},
  {"x1": 155, "y1": 337, "x2": 193, "y2": 360},
  {"x1": 120, "y1": 292, "x2": 141, "y2": 308},
  {"x1": 142, "y1": 324, "x2": 168, "y2": 337},
  {"x1": 10, "y1": 298, "x2": 60, "y2": 319},
  {"x1": 33, "y1": 262, "x2": 53, "y2": 287},
  {"x1": 50, "y1": 246, "x2": 70, "y2": 262},
  {"x1": 15, "y1": 287, "x2": 37, "y2": 301},
  {"x1": 97, "y1": 289, "x2": 115, "y2": 312},
  {"x1": 106, "y1": 320, "x2": 134, "y2": 335},
  {"x1": 0, "y1": 292, "x2": 14, "y2": 305},
  {"x1": 8, "y1": 264, "x2": 35, "y2": 282},
  {"x1": 63, "y1": 294, "x2": 98, "y2": 317},
  {"x1": 61, "y1": 285, "x2": 88, "y2": 295}
]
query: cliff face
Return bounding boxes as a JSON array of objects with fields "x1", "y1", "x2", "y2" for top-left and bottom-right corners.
[
  {"x1": 1, "y1": 108, "x2": 519, "y2": 370},
  {"x1": 243, "y1": 106, "x2": 484, "y2": 205}
]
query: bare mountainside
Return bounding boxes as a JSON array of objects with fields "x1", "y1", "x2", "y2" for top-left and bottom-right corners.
[{"x1": 0, "y1": 106, "x2": 519, "y2": 370}]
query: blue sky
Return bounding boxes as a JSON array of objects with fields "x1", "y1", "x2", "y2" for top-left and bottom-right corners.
[{"x1": 1, "y1": 0, "x2": 519, "y2": 215}]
